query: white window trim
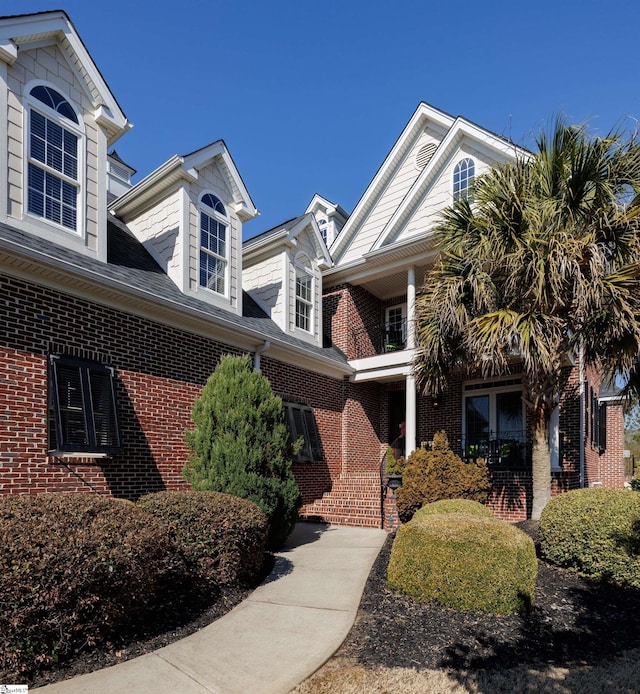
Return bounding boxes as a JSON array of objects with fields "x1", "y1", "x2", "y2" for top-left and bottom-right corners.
[
  {"x1": 294, "y1": 252, "x2": 314, "y2": 335},
  {"x1": 462, "y1": 378, "x2": 525, "y2": 448},
  {"x1": 198, "y1": 191, "x2": 230, "y2": 299},
  {"x1": 23, "y1": 80, "x2": 86, "y2": 238},
  {"x1": 453, "y1": 157, "x2": 475, "y2": 202}
]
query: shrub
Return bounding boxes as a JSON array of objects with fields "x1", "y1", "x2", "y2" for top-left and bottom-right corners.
[
  {"x1": 388, "y1": 513, "x2": 537, "y2": 614},
  {"x1": 413, "y1": 498, "x2": 494, "y2": 521},
  {"x1": 539, "y1": 487, "x2": 640, "y2": 587},
  {"x1": 183, "y1": 354, "x2": 302, "y2": 548},
  {"x1": 0, "y1": 493, "x2": 190, "y2": 682},
  {"x1": 631, "y1": 477, "x2": 640, "y2": 492},
  {"x1": 137, "y1": 491, "x2": 268, "y2": 586},
  {"x1": 395, "y1": 431, "x2": 490, "y2": 523}
]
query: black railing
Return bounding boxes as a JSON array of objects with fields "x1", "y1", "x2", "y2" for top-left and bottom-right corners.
[
  {"x1": 352, "y1": 318, "x2": 407, "y2": 358},
  {"x1": 461, "y1": 431, "x2": 530, "y2": 469}
]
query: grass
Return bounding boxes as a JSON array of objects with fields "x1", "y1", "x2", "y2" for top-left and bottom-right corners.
[{"x1": 294, "y1": 651, "x2": 640, "y2": 693}]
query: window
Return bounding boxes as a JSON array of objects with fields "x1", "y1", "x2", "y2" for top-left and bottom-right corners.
[
  {"x1": 463, "y1": 379, "x2": 526, "y2": 467},
  {"x1": 453, "y1": 157, "x2": 475, "y2": 201},
  {"x1": 48, "y1": 355, "x2": 121, "y2": 457},
  {"x1": 294, "y1": 253, "x2": 314, "y2": 333},
  {"x1": 318, "y1": 218, "x2": 328, "y2": 244},
  {"x1": 384, "y1": 304, "x2": 407, "y2": 351},
  {"x1": 284, "y1": 403, "x2": 321, "y2": 461},
  {"x1": 199, "y1": 193, "x2": 228, "y2": 295},
  {"x1": 590, "y1": 387, "x2": 607, "y2": 451},
  {"x1": 27, "y1": 85, "x2": 81, "y2": 231}
]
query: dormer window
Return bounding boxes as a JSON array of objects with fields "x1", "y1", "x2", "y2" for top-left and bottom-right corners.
[
  {"x1": 453, "y1": 157, "x2": 475, "y2": 201},
  {"x1": 199, "y1": 193, "x2": 228, "y2": 295},
  {"x1": 26, "y1": 85, "x2": 82, "y2": 232},
  {"x1": 295, "y1": 253, "x2": 313, "y2": 333}
]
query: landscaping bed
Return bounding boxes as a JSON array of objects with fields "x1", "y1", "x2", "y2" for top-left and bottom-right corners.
[{"x1": 332, "y1": 521, "x2": 640, "y2": 671}]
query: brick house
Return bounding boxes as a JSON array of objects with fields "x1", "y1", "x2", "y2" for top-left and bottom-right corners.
[{"x1": 0, "y1": 11, "x2": 626, "y2": 530}]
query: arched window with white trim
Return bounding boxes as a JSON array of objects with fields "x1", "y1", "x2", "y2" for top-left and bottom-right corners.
[
  {"x1": 26, "y1": 84, "x2": 83, "y2": 232},
  {"x1": 294, "y1": 253, "x2": 314, "y2": 333},
  {"x1": 453, "y1": 157, "x2": 475, "y2": 201},
  {"x1": 199, "y1": 192, "x2": 228, "y2": 295}
]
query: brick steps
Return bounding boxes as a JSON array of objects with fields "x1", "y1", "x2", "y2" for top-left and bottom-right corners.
[{"x1": 299, "y1": 472, "x2": 383, "y2": 528}]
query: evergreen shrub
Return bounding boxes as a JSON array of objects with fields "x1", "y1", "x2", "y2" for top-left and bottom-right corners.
[
  {"x1": 183, "y1": 354, "x2": 302, "y2": 548},
  {"x1": 137, "y1": 490, "x2": 268, "y2": 586},
  {"x1": 539, "y1": 487, "x2": 640, "y2": 587},
  {"x1": 388, "y1": 513, "x2": 537, "y2": 614},
  {"x1": 0, "y1": 493, "x2": 190, "y2": 683},
  {"x1": 395, "y1": 430, "x2": 490, "y2": 523},
  {"x1": 413, "y1": 498, "x2": 493, "y2": 521}
]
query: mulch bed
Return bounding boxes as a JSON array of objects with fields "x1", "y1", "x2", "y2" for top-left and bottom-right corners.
[{"x1": 335, "y1": 521, "x2": 640, "y2": 672}]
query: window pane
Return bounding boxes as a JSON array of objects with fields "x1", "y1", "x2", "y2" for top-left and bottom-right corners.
[
  {"x1": 496, "y1": 391, "x2": 523, "y2": 438},
  {"x1": 465, "y1": 395, "x2": 489, "y2": 440}
]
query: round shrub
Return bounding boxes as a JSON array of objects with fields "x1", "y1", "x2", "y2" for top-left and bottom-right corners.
[
  {"x1": 413, "y1": 498, "x2": 494, "y2": 521},
  {"x1": 539, "y1": 487, "x2": 640, "y2": 587},
  {"x1": 388, "y1": 513, "x2": 537, "y2": 614},
  {"x1": 137, "y1": 490, "x2": 268, "y2": 587},
  {"x1": 0, "y1": 493, "x2": 190, "y2": 682},
  {"x1": 396, "y1": 431, "x2": 491, "y2": 523}
]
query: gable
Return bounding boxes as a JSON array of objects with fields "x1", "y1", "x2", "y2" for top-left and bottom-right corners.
[{"x1": 330, "y1": 103, "x2": 454, "y2": 266}]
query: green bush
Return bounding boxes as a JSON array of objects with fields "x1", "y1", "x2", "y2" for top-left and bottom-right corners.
[
  {"x1": 413, "y1": 498, "x2": 494, "y2": 521},
  {"x1": 388, "y1": 513, "x2": 537, "y2": 614},
  {"x1": 137, "y1": 491, "x2": 268, "y2": 586},
  {"x1": 395, "y1": 431, "x2": 491, "y2": 523},
  {"x1": 183, "y1": 354, "x2": 302, "y2": 548},
  {"x1": 0, "y1": 493, "x2": 190, "y2": 683},
  {"x1": 539, "y1": 487, "x2": 640, "y2": 587},
  {"x1": 631, "y1": 477, "x2": 640, "y2": 492}
]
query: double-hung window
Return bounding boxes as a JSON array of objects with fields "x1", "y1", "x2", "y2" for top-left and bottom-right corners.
[
  {"x1": 199, "y1": 193, "x2": 228, "y2": 295},
  {"x1": 27, "y1": 85, "x2": 81, "y2": 232},
  {"x1": 48, "y1": 355, "x2": 121, "y2": 457},
  {"x1": 284, "y1": 403, "x2": 321, "y2": 461},
  {"x1": 294, "y1": 254, "x2": 313, "y2": 333}
]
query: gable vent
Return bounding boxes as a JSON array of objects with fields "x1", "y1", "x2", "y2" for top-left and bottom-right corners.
[{"x1": 416, "y1": 143, "x2": 437, "y2": 170}]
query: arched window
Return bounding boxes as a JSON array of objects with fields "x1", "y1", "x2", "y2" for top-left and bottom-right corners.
[
  {"x1": 453, "y1": 158, "x2": 475, "y2": 201},
  {"x1": 26, "y1": 84, "x2": 82, "y2": 231},
  {"x1": 199, "y1": 193, "x2": 228, "y2": 295},
  {"x1": 294, "y1": 253, "x2": 313, "y2": 333}
]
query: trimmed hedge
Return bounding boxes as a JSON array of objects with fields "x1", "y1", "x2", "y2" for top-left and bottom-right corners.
[
  {"x1": 0, "y1": 493, "x2": 190, "y2": 682},
  {"x1": 539, "y1": 488, "x2": 640, "y2": 587},
  {"x1": 395, "y1": 431, "x2": 490, "y2": 523},
  {"x1": 388, "y1": 514, "x2": 537, "y2": 614},
  {"x1": 137, "y1": 490, "x2": 268, "y2": 586},
  {"x1": 413, "y1": 498, "x2": 494, "y2": 521}
]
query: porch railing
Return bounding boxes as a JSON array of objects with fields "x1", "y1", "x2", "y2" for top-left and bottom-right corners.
[
  {"x1": 460, "y1": 431, "x2": 530, "y2": 469},
  {"x1": 352, "y1": 318, "x2": 407, "y2": 359}
]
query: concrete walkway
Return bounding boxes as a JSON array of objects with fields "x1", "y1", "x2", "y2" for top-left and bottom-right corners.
[{"x1": 35, "y1": 523, "x2": 387, "y2": 694}]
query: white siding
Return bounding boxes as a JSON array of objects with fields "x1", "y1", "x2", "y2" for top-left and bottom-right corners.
[
  {"x1": 4, "y1": 44, "x2": 103, "y2": 255},
  {"x1": 338, "y1": 127, "x2": 442, "y2": 265},
  {"x1": 244, "y1": 252, "x2": 285, "y2": 330}
]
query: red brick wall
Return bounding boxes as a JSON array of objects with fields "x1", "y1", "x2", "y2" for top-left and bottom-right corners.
[
  {"x1": 343, "y1": 380, "x2": 382, "y2": 474},
  {"x1": 0, "y1": 274, "x2": 344, "y2": 504},
  {"x1": 324, "y1": 283, "x2": 382, "y2": 359}
]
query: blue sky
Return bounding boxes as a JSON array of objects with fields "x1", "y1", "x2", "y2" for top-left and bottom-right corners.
[{"x1": 15, "y1": 0, "x2": 640, "y2": 237}]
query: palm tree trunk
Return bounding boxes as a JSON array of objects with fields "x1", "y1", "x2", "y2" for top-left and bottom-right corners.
[{"x1": 530, "y1": 421, "x2": 551, "y2": 520}]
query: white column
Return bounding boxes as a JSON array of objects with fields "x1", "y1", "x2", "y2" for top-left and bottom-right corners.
[
  {"x1": 407, "y1": 265, "x2": 416, "y2": 349},
  {"x1": 405, "y1": 373, "x2": 417, "y2": 456}
]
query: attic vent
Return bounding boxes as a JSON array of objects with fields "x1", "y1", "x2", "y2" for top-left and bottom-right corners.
[
  {"x1": 109, "y1": 161, "x2": 131, "y2": 183},
  {"x1": 416, "y1": 143, "x2": 437, "y2": 170}
]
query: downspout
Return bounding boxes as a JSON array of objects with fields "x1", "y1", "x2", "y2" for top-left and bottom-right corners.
[
  {"x1": 253, "y1": 340, "x2": 270, "y2": 372},
  {"x1": 579, "y1": 339, "x2": 585, "y2": 488}
]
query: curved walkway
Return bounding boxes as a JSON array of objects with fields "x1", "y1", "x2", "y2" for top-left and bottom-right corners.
[{"x1": 35, "y1": 522, "x2": 387, "y2": 694}]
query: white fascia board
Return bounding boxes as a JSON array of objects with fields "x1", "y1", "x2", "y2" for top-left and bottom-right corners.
[
  {"x1": 0, "y1": 39, "x2": 17, "y2": 64},
  {"x1": 183, "y1": 142, "x2": 258, "y2": 220},
  {"x1": 370, "y1": 118, "x2": 527, "y2": 252},
  {"x1": 0, "y1": 240, "x2": 352, "y2": 379},
  {"x1": 0, "y1": 12, "x2": 129, "y2": 137},
  {"x1": 349, "y1": 349, "x2": 417, "y2": 383},
  {"x1": 330, "y1": 102, "x2": 454, "y2": 262}
]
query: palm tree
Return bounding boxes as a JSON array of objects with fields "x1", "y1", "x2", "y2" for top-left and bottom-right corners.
[{"x1": 414, "y1": 118, "x2": 640, "y2": 519}]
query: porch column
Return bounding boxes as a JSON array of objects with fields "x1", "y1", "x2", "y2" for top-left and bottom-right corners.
[
  {"x1": 405, "y1": 373, "x2": 417, "y2": 457},
  {"x1": 407, "y1": 265, "x2": 416, "y2": 349}
]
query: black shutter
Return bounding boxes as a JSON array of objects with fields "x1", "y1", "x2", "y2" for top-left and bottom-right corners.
[{"x1": 598, "y1": 402, "x2": 607, "y2": 452}]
